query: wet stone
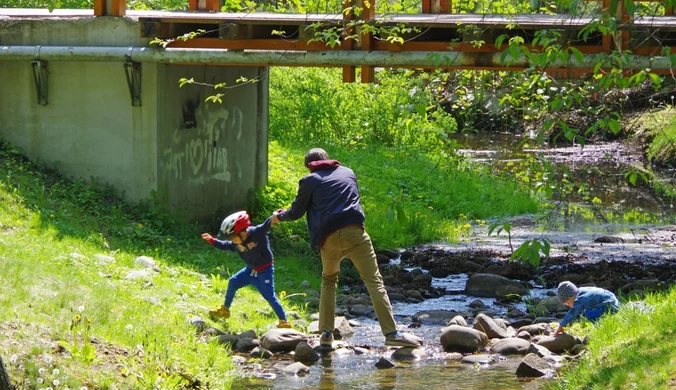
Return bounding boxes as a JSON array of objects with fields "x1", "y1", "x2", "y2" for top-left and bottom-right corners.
[
  {"x1": 391, "y1": 347, "x2": 428, "y2": 360},
  {"x1": 249, "y1": 346, "x2": 273, "y2": 359},
  {"x1": 282, "y1": 362, "x2": 310, "y2": 376},
  {"x1": 294, "y1": 341, "x2": 320, "y2": 363},
  {"x1": 375, "y1": 357, "x2": 396, "y2": 369},
  {"x1": 235, "y1": 338, "x2": 259, "y2": 353},
  {"x1": 515, "y1": 353, "x2": 553, "y2": 378},
  {"x1": 461, "y1": 355, "x2": 495, "y2": 365}
]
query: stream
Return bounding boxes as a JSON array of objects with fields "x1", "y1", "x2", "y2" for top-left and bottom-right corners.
[{"x1": 231, "y1": 135, "x2": 675, "y2": 389}]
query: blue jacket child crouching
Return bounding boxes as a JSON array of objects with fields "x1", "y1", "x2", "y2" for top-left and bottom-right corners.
[{"x1": 554, "y1": 281, "x2": 620, "y2": 335}]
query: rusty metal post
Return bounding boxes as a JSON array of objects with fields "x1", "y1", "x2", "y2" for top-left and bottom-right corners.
[
  {"x1": 94, "y1": 0, "x2": 125, "y2": 16},
  {"x1": 360, "y1": 0, "x2": 375, "y2": 83},
  {"x1": 343, "y1": 0, "x2": 356, "y2": 82},
  {"x1": 188, "y1": 0, "x2": 220, "y2": 12}
]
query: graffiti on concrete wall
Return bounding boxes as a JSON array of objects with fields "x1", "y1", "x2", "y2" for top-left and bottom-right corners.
[{"x1": 161, "y1": 100, "x2": 244, "y2": 185}]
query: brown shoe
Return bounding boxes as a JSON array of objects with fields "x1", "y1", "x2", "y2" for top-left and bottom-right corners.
[
  {"x1": 277, "y1": 320, "x2": 292, "y2": 329},
  {"x1": 209, "y1": 305, "x2": 230, "y2": 319}
]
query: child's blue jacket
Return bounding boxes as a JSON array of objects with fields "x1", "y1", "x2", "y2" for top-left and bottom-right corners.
[
  {"x1": 211, "y1": 217, "x2": 274, "y2": 270},
  {"x1": 560, "y1": 287, "x2": 620, "y2": 327}
]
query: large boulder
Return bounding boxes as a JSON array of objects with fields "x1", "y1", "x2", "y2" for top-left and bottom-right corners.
[
  {"x1": 260, "y1": 329, "x2": 307, "y2": 353},
  {"x1": 440, "y1": 325, "x2": 488, "y2": 353},
  {"x1": 465, "y1": 274, "x2": 527, "y2": 298}
]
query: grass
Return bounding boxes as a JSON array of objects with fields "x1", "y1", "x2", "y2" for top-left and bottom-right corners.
[
  {"x1": 551, "y1": 289, "x2": 676, "y2": 390},
  {"x1": 0, "y1": 141, "x2": 313, "y2": 389}
]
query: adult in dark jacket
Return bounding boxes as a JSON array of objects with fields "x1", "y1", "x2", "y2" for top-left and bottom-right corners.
[{"x1": 272, "y1": 148, "x2": 422, "y2": 348}]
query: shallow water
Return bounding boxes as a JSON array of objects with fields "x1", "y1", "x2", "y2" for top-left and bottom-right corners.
[
  {"x1": 230, "y1": 134, "x2": 673, "y2": 389},
  {"x1": 232, "y1": 317, "x2": 534, "y2": 390}
]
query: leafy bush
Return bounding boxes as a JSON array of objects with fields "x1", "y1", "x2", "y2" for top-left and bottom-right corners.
[{"x1": 270, "y1": 67, "x2": 457, "y2": 152}]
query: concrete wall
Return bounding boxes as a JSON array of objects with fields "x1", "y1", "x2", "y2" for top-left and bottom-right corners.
[
  {"x1": 0, "y1": 15, "x2": 269, "y2": 221},
  {"x1": 157, "y1": 64, "x2": 269, "y2": 222}
]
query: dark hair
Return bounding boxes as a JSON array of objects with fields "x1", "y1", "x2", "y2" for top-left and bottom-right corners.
[{"x1": 304, "y1": 148, "x2": 329, "y2": 168}]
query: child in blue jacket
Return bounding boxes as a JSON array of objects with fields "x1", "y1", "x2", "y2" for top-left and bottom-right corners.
[
  {"x1": 554, "y1": 281, "x2": 620, "y2": 335},
  {"x1": 202, "y1": 211, "x2": 291, "y2": 329}
]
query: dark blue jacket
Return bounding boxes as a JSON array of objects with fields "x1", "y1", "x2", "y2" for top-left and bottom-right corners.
[
  {"x1": 277, "y1": 160, "x2": 365, "y2": 250},
  {"x1": 211, "y1": 217, "x2": 274, "y2": 270}
]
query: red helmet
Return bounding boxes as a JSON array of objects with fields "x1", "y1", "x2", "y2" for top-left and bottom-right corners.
[{"x1": 220, "y1": 211, "x2": 251, "y2": 236}]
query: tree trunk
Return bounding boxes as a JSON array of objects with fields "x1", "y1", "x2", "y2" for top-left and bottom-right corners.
[{"x1": 0, "y1": 356, "x2": 15, "y2": 390}]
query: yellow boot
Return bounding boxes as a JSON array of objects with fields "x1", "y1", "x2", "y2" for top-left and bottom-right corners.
[
  {"x1": 209, "y1": 305, "x2": 230, "y2": 319},
  {"x1": 276, "y1": 319, "x2": 292, "y2": 329}
]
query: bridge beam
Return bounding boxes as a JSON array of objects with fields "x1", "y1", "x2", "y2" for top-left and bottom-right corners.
[{"x1": 1, "y1": 45, "x2": 674, "y2": 73}]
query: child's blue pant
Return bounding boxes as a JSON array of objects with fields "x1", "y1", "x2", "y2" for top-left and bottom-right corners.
[{"x1": 224, "y1": 264, "x2": 287, "y2": 320}]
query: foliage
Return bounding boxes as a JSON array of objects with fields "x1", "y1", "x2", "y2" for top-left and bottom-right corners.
[{"x1": 270, "y1": 67, "x2": 457, "y2": 151}]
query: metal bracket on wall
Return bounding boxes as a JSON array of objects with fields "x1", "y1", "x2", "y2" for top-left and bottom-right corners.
[
  {"x1": 124, "y1": 61, "x2": 142, "y2": 106},
  {"x1": 30, "y1": 60, "x2": 48, "y2": 105}
]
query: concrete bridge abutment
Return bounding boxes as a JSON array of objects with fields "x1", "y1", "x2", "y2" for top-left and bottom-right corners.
[{"x1": 0, "y1": 15, "x2": 269, "y2": 223}]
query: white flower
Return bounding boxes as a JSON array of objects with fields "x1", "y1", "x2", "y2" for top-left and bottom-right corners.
[
  {"x1": 9, "y1": 355, "x2": 17, "y2": 364},
  {"x1": 37, "y1": 377, "x2": 44, "y2": 384},
  {"x1": 80, "y1": 387, "x2": 89, "y2": 390},
  {"x1": 44, "y1": 355, "x2": 53, "y2": 365},
  {"x1": 52, "y1": 368, "x2": 60, "y2": 376},
  {"x1": 38, "y1": 368, "x2": 46, "y2": 375},
  {"x1": 78, "y1": 305, "x2": 85, "y2": 313},
  {"x1": 125, "y1": 324, "x2": 133, "y2": 331},
  {"x1": 52, "y1": 379, "x2": 60, "y2": 386}
]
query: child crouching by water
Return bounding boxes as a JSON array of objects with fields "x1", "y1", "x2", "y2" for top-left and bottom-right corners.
[{"x1": 554, "y1": 281, "x2": 620, "y2": 335}]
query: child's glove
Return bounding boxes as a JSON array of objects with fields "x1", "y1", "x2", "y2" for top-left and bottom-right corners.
[{"x1": 201, "y1": 233, "x2": 216, "y2": 245}]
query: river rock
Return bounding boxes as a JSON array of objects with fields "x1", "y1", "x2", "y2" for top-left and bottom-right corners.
[
  {"x1": 461, "y1": 355, "x2": 495, "y2": 365},
  {"x1": 413, "y1": 310, "x2": 459, "y2": 325},
  {"x1": 217, "y1": 334, "x2": 239, "y2": 348},
  {"x1": 391, "y1": 347, "x2": 428, "y2": 360},
  {"x1": 465, "y1": 273, "x2": 527, "y2": 298},
  {"x1": 412, "y1": 273, "x2": 433, "y2": 287},
  {"x1": 134, "y1": 255, "x2": 156, "y2": 268},
  {"x1": 294, "y1": 341, "x2": 320, "y2": 363},
  {"x1": 440, "y1": 325, "x2": 488, "y2": 353},
  {"x1": 593, "y1": 235, "x2": 624, "y2": 243},
  {"x1": 517, "y1": 323, "x2": 551, "y2": 336},
  {"x1": 235, "y1": 338, "x2": 259, "y2": 353},
  {"x1": 375, "y1": 357, "x2": 396, "y2": 369},
  {"x1": 516, "y1": 331, "x2": 531, "y2": 340},
  {"x1": 388, "y1": 292, "x2": 407, "y2": 302},
  {"x1": 527, "y1": 343, "x2": 552, "y2": 357},
  {"x1": 515, "y1": 353, "x2": 553, "y2": 378},
  {"x1": 260, "y1": 329, "x2": 307, "y2": 353},
  {"x1": 282, "y1": 362, "x2": 310, "y2": 376},
  {"x1": 447, "y1": 315, "x2": 467, "y2": 327},
  {"x1": 535, "y1": 296, "x2": 569, "y2": 314},
  {"x1": 308, "y1": 316, "x2": 354, "y2": 338},
  {"x1": 376, "y1": 254, "x2": 391, "y2": 264},
  {"x1": 250, "y1": 346, "x2": 273, "y2": 359},
  {"x1": 349, "y1": 304, "x2": 375, "y2": 317},
  {"x1": 490, "y1": 338, "x2": 531, "y2": 355},
  {"x1": 460, "y1": 260, "x2": 484, "y2": 273},
  {"x1": 535, "y1": 334, "x2": 577, "y2": 353},
  {"x1": 472, "y1": 313, "x2": 509, "y2": 339},
  {"x1": 469, "y1": 299, "x2": 486, "y2": 309}
]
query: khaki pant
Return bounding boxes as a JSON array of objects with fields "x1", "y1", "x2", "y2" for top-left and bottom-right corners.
[{"x1": 319, "y1": 225, "x2": 397, "y2": 336}]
